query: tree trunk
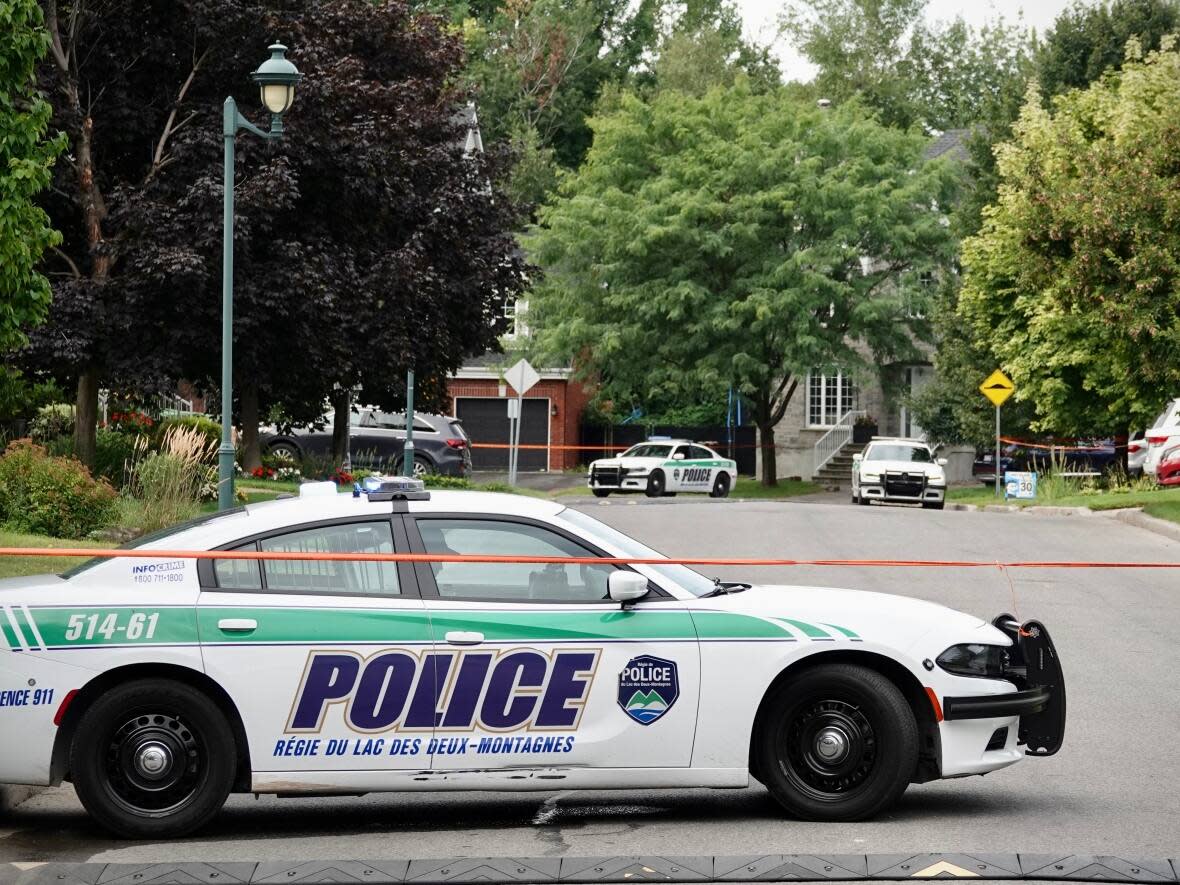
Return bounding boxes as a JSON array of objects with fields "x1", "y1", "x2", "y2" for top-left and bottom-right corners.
[
  {"x1": 758, "y1": 420, "x2": 778, "y2": 487},
  {"x1": 240, "y1": 383, "x2": 261, "y2": 471},
  {"x1": 74, "y1": 369, "x2": 98, "y2": 469},
  {"x1": 331, "y1": 388, "x2": 351, "y2": 468}
]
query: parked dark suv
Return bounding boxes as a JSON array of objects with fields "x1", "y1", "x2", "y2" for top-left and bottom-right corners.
[{"x1": 261, "y1": 408, "x2": 471, "y2": 477}]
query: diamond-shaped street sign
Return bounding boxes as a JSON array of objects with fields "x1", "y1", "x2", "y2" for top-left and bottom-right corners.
[
  {"x1": 979, "y1": 369, "x2": 1015, "y2": 407},
  {"x1": 504, "y1": 359, "x2": 541, "y2": 397}
]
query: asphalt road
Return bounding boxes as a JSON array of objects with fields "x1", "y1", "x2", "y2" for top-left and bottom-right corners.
[{"x1": 2, "y1": 498, "x2": 1178, "y2": 863}]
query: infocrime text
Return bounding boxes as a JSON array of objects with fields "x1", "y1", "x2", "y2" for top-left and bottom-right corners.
[{"x1": 287, "y1": 648, "x2": 601, "y2": 733}]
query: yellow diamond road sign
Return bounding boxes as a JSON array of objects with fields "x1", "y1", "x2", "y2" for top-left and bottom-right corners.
[{"x1": 979, "y1": 369, "x2": 1015, "y2": 407}]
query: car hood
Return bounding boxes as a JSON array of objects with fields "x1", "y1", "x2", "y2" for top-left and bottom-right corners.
[
  {"x1": 589, "y1": 457, "x2": 665, "y2": 469},
  {"x1": 861, "y1": 459, "x2": 943, "y2": 475},
  {"x1": 702, "y1": 584, "x2": 1000, "y2": 653}
]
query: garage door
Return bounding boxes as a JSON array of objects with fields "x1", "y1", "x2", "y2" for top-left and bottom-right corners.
[{"x1": 455, "y1": 397, "x2": 550, "y2": 471}]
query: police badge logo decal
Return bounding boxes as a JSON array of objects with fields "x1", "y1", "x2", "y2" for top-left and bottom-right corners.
[
  {"x1": 618, "y1": 655, "x2": 679, "y2": 725},
  {"x1": 672, "y1": 468, "x2": 681, "y2": 481}
]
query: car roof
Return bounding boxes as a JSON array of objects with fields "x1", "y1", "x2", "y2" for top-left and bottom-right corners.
[
  {"x1": 867, "y1": 437, "x2": 929, "y2": 445},
  {"x1": 133, "y1": 490, "x2": 566, "y2": 552}
]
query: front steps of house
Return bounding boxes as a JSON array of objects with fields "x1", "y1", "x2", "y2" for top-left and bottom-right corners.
[{"x1": 812, "y1": 442, "x2": 867, "y2": 490}]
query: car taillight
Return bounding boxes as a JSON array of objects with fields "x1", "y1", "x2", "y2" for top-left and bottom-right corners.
[
  {"x1": 1128, "y1": 443, "x2": 1142, "y2": 453},
  {"x1": 1146, "y1": 434, "x2": 1170, "y2": 445},
  {"x1": 446, "y1": 438, "x2": 467, "y2": 449}
]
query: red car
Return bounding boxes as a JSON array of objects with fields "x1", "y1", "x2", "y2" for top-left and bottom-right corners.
[{"x1": 1158, "y1": 443, "x2": 1180, "y2": 486}]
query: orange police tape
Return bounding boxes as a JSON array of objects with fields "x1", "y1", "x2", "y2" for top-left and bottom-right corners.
[{"x1": 0, "y1": 547, "x2": 1177, "y2": 569}]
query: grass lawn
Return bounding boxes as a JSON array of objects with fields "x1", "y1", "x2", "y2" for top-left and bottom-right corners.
[
  {"x1": 731, "y1": 477, "x2": 823, "y2": 499},
  {"x1": 948, "y1": 483, "x2": 1180, "y2": 523},
  {"x1": 0, "y1": 529, "x2": 103, "y2": 580}
]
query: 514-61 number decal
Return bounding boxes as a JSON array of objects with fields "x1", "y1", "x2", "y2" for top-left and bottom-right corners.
[{"x1": 64, "y1": 612, "x2": 160, "y2": 642}]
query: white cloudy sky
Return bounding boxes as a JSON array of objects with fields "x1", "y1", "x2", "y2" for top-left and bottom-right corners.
[{"x1": 736, "y1": 0, "x2": 1079, "y2": 81}]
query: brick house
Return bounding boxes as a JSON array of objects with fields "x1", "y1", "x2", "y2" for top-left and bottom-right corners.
[{"x1": 447, "y1": 351, "x2": 593, "y2": 472}]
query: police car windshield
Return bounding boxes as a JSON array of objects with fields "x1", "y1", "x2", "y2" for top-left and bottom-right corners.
[
  {"x1": 623, "y1": 444, "x2": 673, "y2": 459},
  {"x1": 62, "y1": 508, "x2": 246, "y2": 578},
  {"x1": 558, "y1": 509, "x2": 716, "y2": 597},
  {"x1": 865, "y1": 444, "x2": 933, "y2": 463}
]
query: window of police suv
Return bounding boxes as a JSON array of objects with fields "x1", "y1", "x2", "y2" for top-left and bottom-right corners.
[{"x1": 864, "y1": 443, "x2": 934, "y2": 462}]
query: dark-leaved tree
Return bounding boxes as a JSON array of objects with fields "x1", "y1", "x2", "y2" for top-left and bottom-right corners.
[{"x1": 27, "y1": 0, "x2": 526, "y2": 467}]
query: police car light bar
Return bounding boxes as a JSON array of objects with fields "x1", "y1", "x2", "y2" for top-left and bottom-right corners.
[{"x1": 354, "y1": 475, "x2": 431, "y2": 502}]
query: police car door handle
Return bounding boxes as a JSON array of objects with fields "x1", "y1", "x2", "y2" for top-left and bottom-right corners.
[
  {"x1": 217, "y1": 618, "x2": 258, "y2": 633},
  {"x1": 444, "y1": 630, "x2": 484, "y2": 645}
]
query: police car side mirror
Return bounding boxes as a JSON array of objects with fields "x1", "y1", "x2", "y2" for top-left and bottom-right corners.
[
  {"x1": 608, "y1": 571, "x2": 649, "y2": 605},
  {"x1": 852, "y1": 453, "x2": 863, "y2": 463},
  {"x1": 672, "y1": 452, "x2": 686, "y2": 460},
  {"x1": 937, "y1": 457, "x2": 948, "y2": 466}
]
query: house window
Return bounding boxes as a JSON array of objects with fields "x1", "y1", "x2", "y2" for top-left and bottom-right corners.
[
  {"x1": 502, "y1": 298, "x2": 529, "y2": 340},
  {"x1": 808, "y1": 371, "x2": 858, "y2": 427}
]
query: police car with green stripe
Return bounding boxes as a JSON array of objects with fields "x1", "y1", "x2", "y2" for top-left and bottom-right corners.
[
  {"x1": 587, "y1": 438, "x2": 738, "y2": 498},
  {"x1": 0, "y1": 478, "x2": 1065, "y2": 838}
]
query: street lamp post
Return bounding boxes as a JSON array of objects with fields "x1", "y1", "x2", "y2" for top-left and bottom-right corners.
[{"x1": 218, "y1": 44, "x2": 302, "y2": 511}]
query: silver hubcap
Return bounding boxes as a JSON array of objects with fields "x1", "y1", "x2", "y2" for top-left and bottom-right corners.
[
  {"x1": 134, "y1": 742, "x2": 172, "y2": 779},
  {"x1": 814, "y1": 727, "x2": 849, "y2": 763}
]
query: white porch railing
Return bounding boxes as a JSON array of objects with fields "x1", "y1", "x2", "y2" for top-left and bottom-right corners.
[{"x1": 813, "y1": 409, "x2": 865, "y2": 474}]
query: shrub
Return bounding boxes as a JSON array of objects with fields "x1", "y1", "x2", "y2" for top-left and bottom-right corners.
[
  {"x1": 424, "y1": 474, "x2": 471, "y2": 489},
  {"x1": 93, "y1": 429, "x2": 140, "y2": 487},
  {"x1": 0, "y1": 440, "x2": 117, "y2": 538},
  {"x1": 105, "y1": 410, "x2": 154, "y2": 434},
  {"x1": 156, "y1": 415, "x2": 221, "y2": 453},
  {"x1": 29, "y1": 403, "x2": 75, "y2": 442}
]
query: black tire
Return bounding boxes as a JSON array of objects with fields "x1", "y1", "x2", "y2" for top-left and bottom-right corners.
[
  {"x1": 922, "y1": 501, "x2": 945, "y2": 510},
  {"x1": 851, "y1": 491, "x2": 859, "y2": 504},
  {"x1": 858, "y1": 494, "x2": 870, "y2": 505},
  {"x1": 645, "y1": 470, "x2": 665, "y2": 497},
  {"x1": 755, "y1": 663, "x2": 917, "y2": 822},
  {"x1": 267, "y1": 441, "x2": 301, "y2": 461},
  {"x1": 70, "y1": 679, "x2": 237, "y2": 839},
  {"x1": 711, "y1": 473, "x2": 731, "y2": 498},
  {"x1": 395, "y1": 455, "x2": 434, "y2": 478},
  {"x1": 592, "y1": 489, "x2": 611, "y2": 498}
]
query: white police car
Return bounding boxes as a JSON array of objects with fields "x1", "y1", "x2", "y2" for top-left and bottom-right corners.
[
  {"x1": 0, "y1": 478, "x2": 1064, "y2": 837},
  {"x1": 587, "y1": 439, "x2": 738, "y2": 498},
  {"x1": 852, "y1": 438, "x2": 949, "y2": 509}
]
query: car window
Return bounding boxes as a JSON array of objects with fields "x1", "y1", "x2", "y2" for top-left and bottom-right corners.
[
  {"x1": 416, "y1": 519, "x2": 615, "y2": 603},
  {"x1": 670, "y1": 446, "x2": 689, "y2": 459},
  {"x1": 622, "y1": 444, "x2": 672, "y2": 459},
  {"x1": 865, "y1": 444, "x2": 933, "y2": 463},
  {"x1": 688, "y1": 445, "x2": 714, "y2": 460},
  {"x1": 447, "y1": 420, "x2": 468, "y2": 440},
  {"x1": 559, "y1": 508, "x2": 716, "y2": 597},
  {"x1": 215, "y1": 521, "x2": 400, "y2": 596}
]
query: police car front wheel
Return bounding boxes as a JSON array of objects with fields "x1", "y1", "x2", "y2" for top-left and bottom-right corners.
[
  {"x1": 645, "y1": 471, "x2": 666, "y2": 497},
  {"x1": 70, "y1": 679, "x2": 237, "y2": 839},
  {"x1": 755, "y1": 663, "x2": 917, "y2": 821}
]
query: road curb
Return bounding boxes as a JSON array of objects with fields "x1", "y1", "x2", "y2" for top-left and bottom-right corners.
[
  {"x1": 1, "y1": 855, "x2": 1177, "y2": 884},
  {"x1": 1106, "y1": 508, "x2": 1180, "y2": 543},
  {"x1": 0, "y1": 785, "x2": 42, "y2": 815}
]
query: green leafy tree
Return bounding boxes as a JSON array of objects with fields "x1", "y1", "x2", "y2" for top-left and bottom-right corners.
[
  {"x1": 1037, "y1": 0, "x2": 1180, "y2": 98},
  {"x1": 0, "y1": 0, "x2": 62, "y2": 352},
  {"x1": 528, "y1": 83, "x2": 959, "y2": 484},
  {"x1": 959, "y1": 44, "x2": 1180, "y2": 437}
]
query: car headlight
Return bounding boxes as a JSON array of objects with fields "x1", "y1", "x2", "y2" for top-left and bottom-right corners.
[
  {"x1": 936, "y1": 643, "x2": 1009, "y2": 679},
  {"x1": 861, "y1": 471, "x2": 880, "y2": 482}
]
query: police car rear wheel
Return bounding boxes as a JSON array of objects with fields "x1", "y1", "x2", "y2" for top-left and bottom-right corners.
[
  {"x1": 710, "y1": 474, "x2": 731, "y2": 498},
  {"x1": 71, "y1": 679, "x2": 236, "y2": 839},
  {"x1": 756, "y1": 663, "x2": 917, "y2": 821},
  {"x1": 645, "y1": 471, "x2": 666, "y2": 497},
  {"x1": 592, "y1": 489, "x2": 611, "y2": 497}
]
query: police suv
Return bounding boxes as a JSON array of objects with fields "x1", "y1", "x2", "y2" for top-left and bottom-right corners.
[
  {"x1": 587, "y1": 439, "x2": 738, "y2": 498},
  {"x1": 0, "y1": 478, "x2": 1064, "y2": 837}
]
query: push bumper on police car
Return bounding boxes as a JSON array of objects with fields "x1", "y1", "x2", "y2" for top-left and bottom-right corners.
[
  {"x1": 931, "y1": 613, "x2": 1066, "y2": 774},
  {"x1": 858, "y1": 471, "x2": 946, "y2": 504}
]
